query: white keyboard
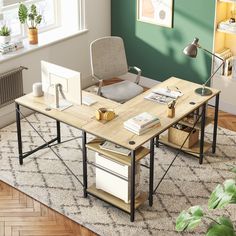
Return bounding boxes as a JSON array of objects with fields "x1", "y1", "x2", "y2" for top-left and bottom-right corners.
[{"x1": 82, "y1": 96, "x2": 97, "y2": 106}]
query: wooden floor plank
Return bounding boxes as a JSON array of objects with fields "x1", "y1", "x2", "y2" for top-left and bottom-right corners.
[{"x1": 0, "y1": 181, "x2": 97, "y2": 236}]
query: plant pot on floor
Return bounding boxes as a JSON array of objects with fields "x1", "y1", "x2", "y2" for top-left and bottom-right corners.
[
  {"x1": 0, "y1": 35, "x2": 11, "y2": 44},
  {"x1": 28, "y1": 28, "x2": 38, "y2": 44}
]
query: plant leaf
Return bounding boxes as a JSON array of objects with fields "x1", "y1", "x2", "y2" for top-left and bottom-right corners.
[
  {"x1": 175, "y1": 206, "x2": 204, "y2": 232},
  {"x1": 35, "y1": 15, "x2": 42, "y2": 25},
  {"x1": 30, "y1": 4, "x2": 37, "y2": 16},
  {"x1": 209, "y1": 179, "x2": 236, "y2": 209},
  {"x1": 189, "y1": 205, "x2": 204, "y2": 217},
  {"x1": 18, "y1": 3, "x2": 28, "y2": 24},
  {"x1": 206, "y1": 217, "x2": 236, "y2": 236}
]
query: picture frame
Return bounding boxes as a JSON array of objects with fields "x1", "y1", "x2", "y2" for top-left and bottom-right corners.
[{"x1": 137, "y1": 0, "x2": 174, "y2": 28}]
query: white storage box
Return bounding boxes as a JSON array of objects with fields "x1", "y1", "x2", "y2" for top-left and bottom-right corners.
[{"x1": 95, "y1": 152, "x2": 140, "y2": 203}]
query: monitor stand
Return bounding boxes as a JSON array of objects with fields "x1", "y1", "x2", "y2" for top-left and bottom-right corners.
[{"x1": 50, "y1": 83, "x2": 73, "y2": 111}]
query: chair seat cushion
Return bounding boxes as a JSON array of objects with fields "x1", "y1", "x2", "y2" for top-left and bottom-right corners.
[{"x1": 101, "y1": 80, "x2": 143, "y2": 103}]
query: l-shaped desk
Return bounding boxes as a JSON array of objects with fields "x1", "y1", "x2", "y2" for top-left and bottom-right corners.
[{"x1": 15, "y1": 77, "x2": 220, "y2": 222}]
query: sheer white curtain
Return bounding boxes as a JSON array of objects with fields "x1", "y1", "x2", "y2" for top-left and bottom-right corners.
[
  {"x1": 0, "y1": 0, "x2": 3, "y2": 21},
  {"x1": 3, "y1": 0, "x2": 21, "y2": 6}
]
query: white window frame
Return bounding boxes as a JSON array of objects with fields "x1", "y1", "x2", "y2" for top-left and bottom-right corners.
[{"x1": 1, "y1": 0, "x2": 61, "y2": 40}]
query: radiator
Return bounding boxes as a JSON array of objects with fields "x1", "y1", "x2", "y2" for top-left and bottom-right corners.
[{"x1": 0, "y1": 66, "x2": 27, "y2": 108}]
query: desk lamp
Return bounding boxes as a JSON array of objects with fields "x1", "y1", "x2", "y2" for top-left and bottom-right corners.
[{"x1": 183, "y1": 37, "x2": 224, "y2": 96}]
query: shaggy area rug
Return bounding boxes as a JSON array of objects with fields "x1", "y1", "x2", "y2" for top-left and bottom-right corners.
[{"x1": 0, "y1": 113, "x2": 236, "y2": 236}]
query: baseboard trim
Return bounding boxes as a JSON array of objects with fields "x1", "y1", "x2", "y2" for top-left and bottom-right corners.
[
  {"x1": 0, "y1": 104, "x2": 33, "y2": 129},
  {"x1": 218, "y1": 101, "x2": 236, "y2": 115}
]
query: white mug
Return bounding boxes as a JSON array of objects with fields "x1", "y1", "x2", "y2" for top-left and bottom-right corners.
[{"x1": 32, "y1": 82, "x2": 44, "y2": 97}]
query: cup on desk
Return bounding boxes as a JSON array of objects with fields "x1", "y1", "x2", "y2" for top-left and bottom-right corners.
[
  {"x1": 167, "y1": 100, "x2": 176, "y2": 118},
  {"x1": 32, "y1": 82, "x2": 44, "y2": 97},
  {"x1": 167, "y1": 107, "x2": 175, "y2": 118}
]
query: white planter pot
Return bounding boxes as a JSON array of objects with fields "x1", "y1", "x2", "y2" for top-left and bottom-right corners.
[{"x1": 0, "y1": 35, "x2": 11, "y2": 44}]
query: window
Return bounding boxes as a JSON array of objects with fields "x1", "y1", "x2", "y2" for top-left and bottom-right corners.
[{"x1": 0, "y1": 0, "x2": 59, "y2": 39}]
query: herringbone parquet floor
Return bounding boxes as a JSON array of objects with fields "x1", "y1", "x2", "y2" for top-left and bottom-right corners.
[{"x1": 0, "y1": 181, "x2": 96, "y2": 236}]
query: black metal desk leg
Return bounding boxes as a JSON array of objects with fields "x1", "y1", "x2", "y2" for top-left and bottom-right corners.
[
  {"x1": 82, "y1": 131, "x2": 88, "y2": 198},
  {"x1": 199, "y1": 104, "x2": 206, "y2": 164},
  {"x1": 15, "y1": 103, "x2": 23, "y2": 165},
  {"x1": 56, "y1": 121, "x2": 61, "y2": 143},
  {"x1": 155, "y1": 135, "x2": 159, "y2": 148},
  {"x1": 149, "y1": 138, "x2": 154, "y2": 206},
  {"x1": 212, "y1": 94, "x2": 219, "y2": 154},
  {"x1": 130, "y1": 150, "x2": 136, "y2": 222}
]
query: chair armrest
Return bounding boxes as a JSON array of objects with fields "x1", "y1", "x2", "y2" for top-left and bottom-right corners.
[
  {"x1": 92, "y1": 75, "x2": 103, "y2": 96},
  {"x1": 128, "y1": 66, "x2": 142, "y2": 84}
]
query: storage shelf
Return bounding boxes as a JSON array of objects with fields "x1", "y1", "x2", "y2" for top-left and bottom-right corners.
[
  {"x1": 159, "y1": 135, "x2": 211, "y2": 157},
  {"x1": 86, "y1": 138, "x2": 150, "y2": 166},
  {"x1": 178, "y1": 117, "x2": 213, "y2": 130},
  {"x1": 219, "y1": 0, "x2": 236, "y2": 3},
  {"x1": 87, "y1": 184, "x2": 147, "y2": 213},
  {"x1": 217, "y1": 28, "x2": 236, "y2": 35}
]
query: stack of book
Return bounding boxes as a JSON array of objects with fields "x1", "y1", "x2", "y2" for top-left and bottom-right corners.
[
  {"x1": 124, "y1": 112, "x2": 160, "y2": 135},
  {"x1": 214, "y1": 48, "x2": 233, "y2": 76},
  {"x1": 218, "y1": 20, "x2": 236, "y2": 33},
  {"x1": 0, "y1": 40, "x2": 24, "y2": 54}
]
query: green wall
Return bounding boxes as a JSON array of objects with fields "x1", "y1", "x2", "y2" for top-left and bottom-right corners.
[{"x1": 111, "y1": 0, "x2": 215, "y2": 84}]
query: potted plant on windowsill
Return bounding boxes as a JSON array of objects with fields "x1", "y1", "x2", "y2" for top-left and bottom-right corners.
[
  {"x1": 18, "y1": 3, "x2": 42, "y2": 45},
  {"x1": 0, "y1": 25, "x2": 11, "y2": 44}
]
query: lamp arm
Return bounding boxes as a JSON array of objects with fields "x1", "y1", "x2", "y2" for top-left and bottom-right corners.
[
  {"x1": 203, "y1": 60, "x2": 225, "y2": 86},
  {"x1": 197, "y1": 45, "x2": 225, "y2": 86},
  {"x1": 198, "y1": 46, "x2": 224, "y2": 62}
]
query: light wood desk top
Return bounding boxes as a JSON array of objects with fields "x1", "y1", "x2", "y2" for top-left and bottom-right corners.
[
  {"x1": 15, "y1": 91, "x2": 119, "y2": 129},
  {"x1": 15, "y1": 77, "x2": 220, "y2": 150},
  {"x1": 82, "y1": 77, "x2": 220, "y2": 150}
]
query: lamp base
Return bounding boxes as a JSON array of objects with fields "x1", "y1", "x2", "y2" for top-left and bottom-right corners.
[{"x1": 195, "y1": 87, "x2": 212, "y2": 96}]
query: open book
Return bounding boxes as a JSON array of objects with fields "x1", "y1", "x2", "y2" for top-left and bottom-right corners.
[
  {"x1": 145, "y1": 88, "x2": 183, "y2": 104},
  {"x1": 99, "y1": 141, "x2": 131, "y2": 156}
]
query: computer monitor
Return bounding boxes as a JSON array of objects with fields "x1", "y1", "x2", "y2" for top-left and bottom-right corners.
[{"x1": 41, "y1": 60, "x2": 82, "y2": 110}]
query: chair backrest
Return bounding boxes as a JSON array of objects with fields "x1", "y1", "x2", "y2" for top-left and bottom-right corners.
[{"x1": 90, "y1": 36, "x2": 129, "y2": 80}]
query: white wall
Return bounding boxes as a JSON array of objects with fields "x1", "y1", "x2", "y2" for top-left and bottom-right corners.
[{"x1": 0, "y1": 0, "x2": 111, "y2": 128}]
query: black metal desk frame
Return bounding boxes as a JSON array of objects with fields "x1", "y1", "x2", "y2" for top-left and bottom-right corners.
[
  {"x1": 15, "y1": 102, "x2": 154, "y2": 222},
  {"x1": 14, "y1": 93, "x2": 219, "y2": 222}
]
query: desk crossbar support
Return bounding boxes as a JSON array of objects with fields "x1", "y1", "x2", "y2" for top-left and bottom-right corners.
[
  {"x1": 153, "y1": 108, "x2": 204, "y2": 194},
  {"x1": 22, "y1": 136, "x2": 83, "y2": 155},
  {"x1": 15, "y1": 104, "x2": 84, "y2": 187}
]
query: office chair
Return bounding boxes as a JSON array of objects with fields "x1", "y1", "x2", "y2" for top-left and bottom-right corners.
[{"x1": 90, "y1": 36, "x2": 143, "y2": 103}]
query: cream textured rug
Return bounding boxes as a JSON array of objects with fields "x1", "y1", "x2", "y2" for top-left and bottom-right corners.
[{"x1": 0, "y1": 113, "x2": 236, "y2": 236}]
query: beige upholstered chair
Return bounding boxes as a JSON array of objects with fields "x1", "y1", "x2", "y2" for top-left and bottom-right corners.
[{"x1": 90, "y1": 36, "x2": 143, "y2": 103}]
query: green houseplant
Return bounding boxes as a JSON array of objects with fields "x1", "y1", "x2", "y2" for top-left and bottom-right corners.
[
  {"x1": 18, "y1": 3, "x2": 42, "y2": 44},
  {"x1": 0, "y1": 25, "x2": 11, "y2": 44},
  {"x1": 176, "y1": 166, "x2": 236, "y2": 236}
]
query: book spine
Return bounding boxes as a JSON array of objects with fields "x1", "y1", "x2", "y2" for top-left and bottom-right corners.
[
  {"x1": 124, "y1": 124, "x2": 155, "y2": 135},
  {"x1": 124, "y1": 125, "x2": 140, "y2": 135},
  {"x1": 99, "y1": 146, "x2": 130, "y2": 156},
  {"x1": 124, "y1": 118, "x2": 159, "y2": 129}
]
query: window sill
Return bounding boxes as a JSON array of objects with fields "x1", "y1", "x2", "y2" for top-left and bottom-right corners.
[{"x1": 0, "y1": 28, "x2": 89, "y2": 64}]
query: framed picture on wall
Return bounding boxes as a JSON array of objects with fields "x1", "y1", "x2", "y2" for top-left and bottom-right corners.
[{"x1": 137, "y1": 0, "x2": 173, "y2": 28}]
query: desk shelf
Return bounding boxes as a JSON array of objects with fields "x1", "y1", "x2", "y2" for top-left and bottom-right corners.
[
  {"x1": 87, "y1": 184, "x2": 147, "y2": 213},
  {"x1": 159, "y1": 135, "x2": 211, "y2": 156},
  {"x1": 178, "y1": 116, "x2": 213, "y2": 130},
  {"x1": 86, "y1": 138, "x2": 150, "y2": 166}
]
